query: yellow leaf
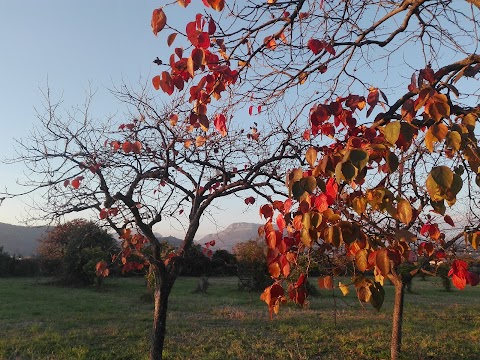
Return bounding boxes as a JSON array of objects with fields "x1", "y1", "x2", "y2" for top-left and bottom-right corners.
[
  {"x1": 397, "y1": 199, "x2": 413, "y2": 225},
  {"x1": 339, "y1": 282, "x2": 349, "y2": 296},
  {"x1": 375, "y1": 249, "x2": 390, "y2": 277},
  {"x1": 305, "y1": 147, "x2": 317, "y2": 167},
  {"x1": 355, "y1": 249, "x2": 368, "y2": 272}
]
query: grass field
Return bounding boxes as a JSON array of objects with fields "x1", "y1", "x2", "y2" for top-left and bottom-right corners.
[{"x1": 1, "y1": 276, "x2": 479, "y2": 360}]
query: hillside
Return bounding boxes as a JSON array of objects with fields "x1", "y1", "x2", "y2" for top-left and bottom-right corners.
[
  {"x1": 197, "y1": 222, "x2": 262, "y2": 252},
  {"x1": 0, "y1": 222, "x2": 49, "y2": 256}
]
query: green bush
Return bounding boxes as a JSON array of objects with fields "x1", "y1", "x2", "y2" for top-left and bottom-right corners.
[{"x1": 38, "y1": 219, "x2": 118, "y2": 286}]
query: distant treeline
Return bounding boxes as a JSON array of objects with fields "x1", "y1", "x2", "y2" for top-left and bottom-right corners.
[{"x1": 0, "y1": 245, "x2": 238, "y2": 278}]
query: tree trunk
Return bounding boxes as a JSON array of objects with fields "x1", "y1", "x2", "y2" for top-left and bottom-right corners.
[
  {"x1": 390, "y1": 276, "x2": 405, "y2": 360},
  {"x1": 150, "y1": 277, "x2": 174, "y2": 360}
]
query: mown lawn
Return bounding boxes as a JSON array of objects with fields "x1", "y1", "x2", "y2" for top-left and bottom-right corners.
[{"x1": 0, "y1": 276, "x2": 479, "y2": 359}]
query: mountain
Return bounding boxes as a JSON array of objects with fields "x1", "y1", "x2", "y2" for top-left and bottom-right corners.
[
  {"x1": 196, "y1": 222, "x2": 262, "y2": 252},
  {"x1": 155, "y1": 234, "x2": 183, "y2": 248},
  {"x1": 0, "y1": 222, "x2": 50, "y2": 256}
]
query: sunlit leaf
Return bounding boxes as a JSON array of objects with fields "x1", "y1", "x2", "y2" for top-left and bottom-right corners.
[
  {"x1": 339, "y1": 282, "x2": 349, "y2": 296},
  {"x1": 384, "y1": 121, "x2": 401, "y2": 145},
  {"x1": 355, "y1": 249, "x2": 368, "y2": 272},
  {"x1": 397, "y1": 199, "x2": 413, "y2": 225},
  {"x1": 305, "y1": 147, "x2": 317, "y2": 167},
  {"x1": 151, "y1": 8, "x2": 167, "y2": 36},
  {"x1": 167, "y1": 33, "x2": 177, "y2": 46},
  {"x1": 375, "y1": 249, "x2": 390, "y2": 277}
]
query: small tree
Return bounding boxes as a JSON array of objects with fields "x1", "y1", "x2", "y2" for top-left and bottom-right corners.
[{"x1": 38, "y1": 219, "x2": 118, "y2": 285}]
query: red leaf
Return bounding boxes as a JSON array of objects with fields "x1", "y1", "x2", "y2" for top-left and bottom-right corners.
[
  {"x1": 209, "y1": 240, "x2": 216, "y2": 246},
  {"x1": 208, "y1": 17, "x2": 216, "y2": 35},
  {"x1": 63, "y1": 179, "x2": 70, "y2": 187},
  {"x1": 307, "y1": 39, "x2": 324, "y2": 55},
  {"x1": 420, "y1": 223, "x2": 431, "y2": 236},
  {"x1": 324, "y1": 42, "x2": 336, "y2": 56},
  {"x1": 248, "y1": 106, "x2": 253, "y2": 116},
  {"x1": 99, "y1": 208, "x2": 109, "y2": 220},
  {"x1": 122, "y1": 141, "x2": 132, "y2": 153},
  {"x1": 420, "y1": 67, "x2": 435, "y2": 83},
  {"x1": 260, "y1": 204, "x2": 274, "y2": 219},
  {"x1": 449, "y1": 260, "x2": 469, "y2": 290},
  {"x1": 244, "y1": 196, "x2": 255, "y2": 205},
  {"x1": 452, "y1": 274, "x2": 467, "y2": 290},
  {"x1": 367, "y1": 88, "x2": 379, "y2": 108},
  {"x1": 276, "y1": 214, "x2": 286, "y2": 233},
  {"x1": 444, "y1": 215, "x2": 455, "y2": 227},
  {"x1": 71, "y1": 178, "x2": 81, "y2": 189},
  {"x1": 325, "y1": 178, "x2": 338, "y2": 199},
  {"x1": 151, "y1": 8, "x2": 167, "y2": 36},
  {"x1": 214, "y1": 113, "x2": 227, "y2": 136}
]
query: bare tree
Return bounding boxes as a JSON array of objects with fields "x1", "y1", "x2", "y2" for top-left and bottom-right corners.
[{"x1": 2, "y1": 84, "x2": 307, "y2": 359}]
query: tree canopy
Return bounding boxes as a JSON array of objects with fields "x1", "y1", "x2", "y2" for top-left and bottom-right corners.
[{"x1": 2, "y1": 1, "x2": 480, "y2": 359}]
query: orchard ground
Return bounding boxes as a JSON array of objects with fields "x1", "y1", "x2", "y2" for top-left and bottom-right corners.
[{"x1": 1, "y1": 276, "x2": 479, "y2": 360}]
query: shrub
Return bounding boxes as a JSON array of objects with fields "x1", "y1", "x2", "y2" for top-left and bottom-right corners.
[
  {"x1": 38, "y1": 219, "x2": 118, "y2": 285},
  {"x1": 234, "y1": 239, "x2": 270, "y2": 291}
]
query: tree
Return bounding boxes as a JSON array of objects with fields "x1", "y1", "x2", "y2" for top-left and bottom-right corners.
[
  {"x1": 148, "y1": 1, "x2": 480, "y2": 360},
  {"x1": 38, "y1": 219, "x2": 118, "y2": 285},
  {"x1": 4, "y1": 1, "x2": 480, "y2": 359},
  {"x1": 2, "y1": 84, "x2": 304, "y2": 357}
]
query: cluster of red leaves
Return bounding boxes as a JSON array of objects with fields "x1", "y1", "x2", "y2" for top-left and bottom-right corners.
[
  {"x1": 99, "y1": 207, "x2": 118, "y2": 220},
  {"x1": 307, "y1": 38, "x2": 335, "y2": 56},
  {"x1": 110, "y1": 140, "x2": 142, "y2": 154},
  {"x1": 152, "y1": 9, "x2": 237, "y2": 136},
  {"x1": 64, "y1": 176, "x2": 84, "y2": 189},
  {"x1": 116, "y1": 228, "x2": 150, "y2": 274},
  {"x1": 202, "y1": 239, "x2": 216, "y2": 257},
  {"x1": 448, "y1": 260, "x2": 480, "y2": 290},
  {"x1": 309, "y1": 96, "x2": 365, "y2": 136}
]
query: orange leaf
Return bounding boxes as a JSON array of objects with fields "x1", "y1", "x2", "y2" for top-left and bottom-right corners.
[
  {"x1": 152, "y1": 75, "x2": 161, "y2": 90},
  {"x1": 269, "y1": 262, "x2": 281, "y2": 278},
  {"x1": 151, "y1": 8, "x2": 167, "y2": 36},
  {"x1": 318, "y1": 275, "x2": 333, "y2": 290},
  {"x1": 195, "y1": 135, "x2": 206, "y2": 147},
  {"x1": 177, "y1": 0, "x2": 191, "y2": 7},
  {"x1": 264, "y1": 36, "x2": 277, "y2": 50},
  {"x1": 206, "y1": 0, "x2": 225, "y2": 11},
  {"x1": 276, "y1": 214, "x2": 286, "y2": 233},
  {"x1": 167, "y1": 33, "x2": 177, "y2": 46}
]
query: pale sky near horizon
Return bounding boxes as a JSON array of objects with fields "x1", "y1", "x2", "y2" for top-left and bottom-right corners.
[{"x1": 0, "y1": 1, "x2": 262, "y2": 239}]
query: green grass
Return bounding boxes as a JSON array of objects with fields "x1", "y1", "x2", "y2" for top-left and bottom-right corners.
[{"x1": 1, "y1": 276, "x2": 479, "y2": 359}]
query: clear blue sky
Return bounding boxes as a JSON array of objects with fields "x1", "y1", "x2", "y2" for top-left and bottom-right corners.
[{"x1": 0, "y1": 1, "x2": 260, "y2": 238}]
